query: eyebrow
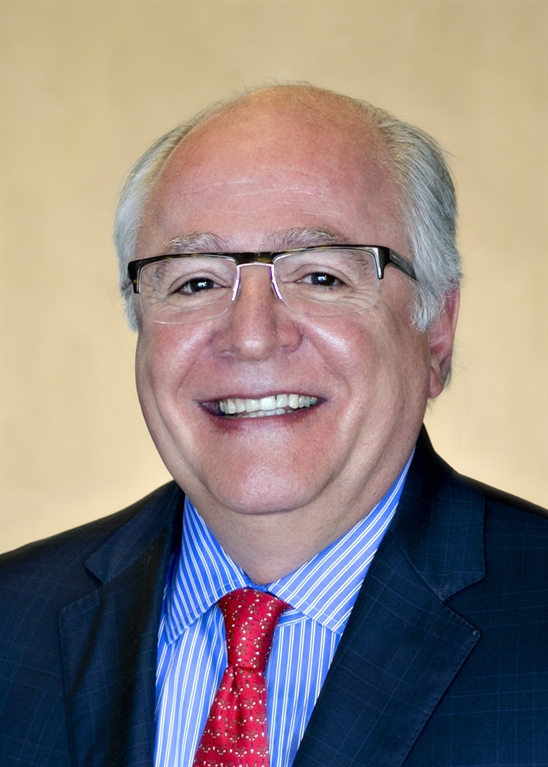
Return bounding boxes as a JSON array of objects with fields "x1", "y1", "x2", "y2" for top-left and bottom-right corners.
[
  {"x1": 163, "y1": 227, "x2": 349, "y2": 254},
  {"x1": 163, "y1": 233, "x2": 230, "y2": 253},
  {"x1": 266, "y1": 227, "x2": 350, "y2": 250}
]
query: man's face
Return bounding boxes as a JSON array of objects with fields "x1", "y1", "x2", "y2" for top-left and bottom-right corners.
[{"x1": 133, "y1": 92, "x2": 456, "y2": 546}]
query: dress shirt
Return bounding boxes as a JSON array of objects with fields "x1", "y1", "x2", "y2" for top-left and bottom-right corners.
[{"x1": 154, "y1": 454, "x2": 412, "y2": 767}]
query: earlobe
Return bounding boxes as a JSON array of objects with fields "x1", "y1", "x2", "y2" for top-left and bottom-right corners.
[{"x1": 428, "y1": 291, "x2": 460, "y2": 399}]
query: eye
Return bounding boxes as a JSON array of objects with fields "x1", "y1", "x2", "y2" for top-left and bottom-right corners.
[
  {"x1": 176, "y1": 276, "x2": 221, "y2": 295},
  {"x1": 300, "y1": 271, "x2": 343, "y2": 288}
]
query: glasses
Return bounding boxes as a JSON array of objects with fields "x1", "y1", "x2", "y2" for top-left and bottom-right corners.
[{"x1": 127, "y1": 245, "x2": 417, "y2": 325}]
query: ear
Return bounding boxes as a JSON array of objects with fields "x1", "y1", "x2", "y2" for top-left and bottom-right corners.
[{"x1": 428, "y1": 291, "x2": 460, "y2": 399}]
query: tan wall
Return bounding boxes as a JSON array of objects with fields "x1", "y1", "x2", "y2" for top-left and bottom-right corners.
[{"x1": 2, "y1": 0, "x2": 546, "y2": 552}]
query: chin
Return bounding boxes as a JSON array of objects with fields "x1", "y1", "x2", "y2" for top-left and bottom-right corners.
[{"x1": 204, "y1": 467, "x2": 324, "y2": 517}]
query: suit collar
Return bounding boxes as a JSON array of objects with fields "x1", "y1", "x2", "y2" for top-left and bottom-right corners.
[
  {"x1": 84, "y1": 482, "x2": 183, "y2": 585},
  {"x1": 390, "y1": 427, "x2": 485, "y2": 600}
]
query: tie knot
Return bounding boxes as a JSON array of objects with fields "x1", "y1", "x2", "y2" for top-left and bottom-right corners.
[{"x1": 219, "y1": 588, "x2": 288, "y2": 671}]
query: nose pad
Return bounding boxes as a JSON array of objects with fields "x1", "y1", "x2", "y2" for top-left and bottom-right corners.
[
  {"x1": 232, "y1": 262, "x2": 281, "y2": 316},
  {"x1": 268, "y1": 264, "x2": 284, "y2": 301},
  {"x1": 232, "y1": 262, "x2": 283, "y2": 305}
]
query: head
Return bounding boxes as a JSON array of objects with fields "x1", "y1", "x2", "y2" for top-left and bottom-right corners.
[{"x1": 115, "y1": 85, "x2": 460, "y2": 574}]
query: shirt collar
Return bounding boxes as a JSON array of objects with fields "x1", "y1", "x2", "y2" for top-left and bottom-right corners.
[{"x1": 163, "y1": 452, "x2": 412, "y2": 644}]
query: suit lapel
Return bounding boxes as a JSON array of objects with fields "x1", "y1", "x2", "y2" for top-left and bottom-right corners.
[
  {"x1": 293, "y1": 430, "x2": 486, "y2": 767},
  {"x1": 59, "y1": 484, "x2": 182, "y2": 767}
]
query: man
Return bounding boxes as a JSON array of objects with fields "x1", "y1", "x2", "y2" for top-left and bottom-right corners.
[{"x1": 1, "y1": 85, "x2": 547, "y2": 767}]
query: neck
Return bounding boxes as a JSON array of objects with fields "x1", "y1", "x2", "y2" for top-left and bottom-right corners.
[{"x1": 189, "y1": 482, "x2": 390, "y2": 584}]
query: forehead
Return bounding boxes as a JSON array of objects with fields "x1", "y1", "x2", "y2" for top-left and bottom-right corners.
[{"x1": 138, "y1": 91, "x2": 406, "y2": 254}]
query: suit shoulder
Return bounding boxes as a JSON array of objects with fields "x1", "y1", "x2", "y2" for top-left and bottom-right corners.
[
  {"x1": 413, "y1": 429, "x2": 547, "y2": 526},
  {"x1": 465, "y1": 476, "x2": 548, "y2": 525},
  {"x1": 458, "y1": 479, "x2": 548, "y2": 568}
]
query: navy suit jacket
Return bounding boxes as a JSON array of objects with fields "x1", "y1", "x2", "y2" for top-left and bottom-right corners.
[{"x1": 1, "y1": 429, "x2": 547, "y2": 766}]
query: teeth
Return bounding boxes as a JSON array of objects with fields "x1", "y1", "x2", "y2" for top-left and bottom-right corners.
[
  {"x1": 276, "y1": 393, "x2": 288, "y2": 408},
  {"x1": 217, "y1": 393, "x2": 319, "y2": 418},
  {"x1": 259, "y1": 395, "x2": 276, "y2": 411}
]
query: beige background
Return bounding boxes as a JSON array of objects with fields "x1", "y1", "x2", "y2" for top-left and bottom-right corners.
[{"x1": 2, "y1": 0, "x2": 546, "y2": 553}]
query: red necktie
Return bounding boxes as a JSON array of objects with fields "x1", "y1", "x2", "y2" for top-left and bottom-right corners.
[{"x1": 193, "y1": 588, "x2": 289, "y2": 767}]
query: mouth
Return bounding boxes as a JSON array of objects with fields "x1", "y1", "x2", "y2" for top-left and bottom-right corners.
[{"x1": 216, "y1": 393, "x2": 320, "y2": 418}]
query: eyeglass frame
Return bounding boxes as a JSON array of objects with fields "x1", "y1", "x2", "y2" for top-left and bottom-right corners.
[{"x1": 127, "y1": 245, "x2": 418, "y2": 304}]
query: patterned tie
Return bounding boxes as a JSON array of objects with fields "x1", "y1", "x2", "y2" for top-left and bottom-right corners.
[{"x1": 193, "y1": 588, "x2": 289, "y2": 767}]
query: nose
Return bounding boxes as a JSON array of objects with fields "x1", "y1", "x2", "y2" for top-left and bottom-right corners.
[{"x1": 212, "y1": 263, "x2": 302, "y2": 361}]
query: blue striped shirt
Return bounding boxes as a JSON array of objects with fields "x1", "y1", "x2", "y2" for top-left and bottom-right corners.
[{"x1": 154, "y1": 455, "x2": 412, "y2": 767}]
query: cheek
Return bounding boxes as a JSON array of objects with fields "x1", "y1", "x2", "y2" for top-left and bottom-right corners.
[
  {"x1": 311, "y1": 307, "x2": 424, "y2": 386},
  {"x1": 335, "y1": 312, "x2": 431, "y2": 430},
  {"x1": 135, "y1": 332, "x2": 165, "y2": 431},
  {"x1": 135, "y1": 326, "x2": 206, "y2": 416}
]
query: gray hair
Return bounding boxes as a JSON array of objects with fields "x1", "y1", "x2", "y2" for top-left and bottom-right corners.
[{"x1": 114, "y1": 85, "x2": 460, "y2": 331}]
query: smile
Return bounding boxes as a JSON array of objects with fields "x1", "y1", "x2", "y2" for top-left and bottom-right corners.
[{"x1": 218, "y1": 393, "x2": 319, "y2": 418}]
